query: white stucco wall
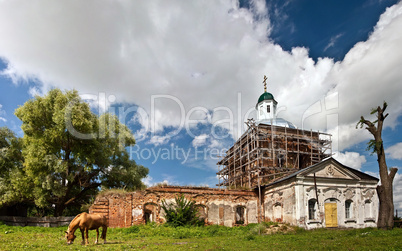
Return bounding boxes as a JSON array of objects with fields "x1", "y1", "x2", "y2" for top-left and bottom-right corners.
[
  {"x1": 263, "y1": 161, "x2": 379, "y2": 229},
  {"x1": 298, "y1": 178, "x2": 378, "y2": 229}
]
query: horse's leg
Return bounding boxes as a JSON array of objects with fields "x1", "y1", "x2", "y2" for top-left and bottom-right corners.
[
  {"x1": 102, "y1": 227, "x2": 107, "y2": 244},
  {"x1": 95, "y1": 228, "x2": 99, "y2": 244},
  {"x1": 85, "y1": 228, "x2": 89, "y2": 245},
  {"x1": 80, "y1": 229, "x2": 85, "y2": 245}
]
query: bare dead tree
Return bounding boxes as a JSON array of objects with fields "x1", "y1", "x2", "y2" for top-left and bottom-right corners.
[{"x1": 357, "y1": 101, "x2": 398, "y2": 229}]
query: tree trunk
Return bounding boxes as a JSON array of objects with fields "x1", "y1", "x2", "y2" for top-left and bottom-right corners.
[
  {"x1": 375, "y1": 134, "x2": 397, "y2": 229},
  {"x1": 54, "y1": 203, "x2": 66, "y2": 217},
  {"x1": 377, "y1": 184, "x2": 394, "y2": 229},
  {"x1": 358, "y1": 102, "x2": 397, "y2": 230}
]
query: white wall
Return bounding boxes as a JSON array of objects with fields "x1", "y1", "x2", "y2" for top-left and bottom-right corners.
[{"x1": 264, "y1": 177, "x2": 378, "y2": 229}]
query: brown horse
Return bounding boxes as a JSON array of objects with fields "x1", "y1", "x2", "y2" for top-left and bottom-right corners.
[{"x1": 65, "y1": 212, "x2": 108, "y2": 245}]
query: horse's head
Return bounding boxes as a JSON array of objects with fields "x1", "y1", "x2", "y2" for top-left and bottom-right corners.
[{"x1": 65, "y1": 230, "x2": 76, "y2": 245}]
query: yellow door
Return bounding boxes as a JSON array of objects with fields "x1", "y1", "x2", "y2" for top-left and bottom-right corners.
[{"x1": 325, "y1": 203, "x2": 338, "y2": 227}]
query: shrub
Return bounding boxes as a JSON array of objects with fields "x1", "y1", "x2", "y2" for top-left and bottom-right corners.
[
  {"x1": 250, "y1": 223, "x2": 267, "y2": 235},
  {"x1": 161, "y1": 194, "x2": 203, "y2": 227}
]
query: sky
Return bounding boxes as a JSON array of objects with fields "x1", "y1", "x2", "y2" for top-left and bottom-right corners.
[{"x1": 0, "y1": 0, "x2": 402, "y2": 212}]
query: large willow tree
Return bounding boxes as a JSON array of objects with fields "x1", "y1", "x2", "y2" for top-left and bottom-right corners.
[{"x1": 13, "y1": 89, "x2": 148, "y2": 216}]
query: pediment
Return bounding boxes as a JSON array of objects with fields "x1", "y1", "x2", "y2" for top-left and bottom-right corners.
[{"x1": 302, "y1": 160, "x2": 360, "y2": 181}]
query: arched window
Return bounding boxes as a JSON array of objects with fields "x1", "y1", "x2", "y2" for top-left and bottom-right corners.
[
  {"x1": 195, "y1": 205, "x2": 207, "y2": 220},
  {"x1": 308, "y1": 199, "x2": 318, "y2": 220},
  {"x1": 345, "y1": 200, "x2": 352, "y2": 219},
  {"x1": 364, "y1": 200, "x2": 372, "y2": 218},
  {"x1": 144, "y1": 203, "x2": 158, "y2": 223},
  {"x1": 235, "y1": 206, "x2": 245, "y2": 224},
  {"x1": 273, "y1": 203, "x2": 282, "y2": 221}
]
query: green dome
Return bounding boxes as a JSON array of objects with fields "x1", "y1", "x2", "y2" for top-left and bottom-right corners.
[{"x1": 257, "y1": 92, "x2": 275, "y2": 104}]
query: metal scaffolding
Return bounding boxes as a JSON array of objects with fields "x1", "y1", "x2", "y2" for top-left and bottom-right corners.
[{"x1": 216, "y1": 119, "x2": 332, "y2": 189}]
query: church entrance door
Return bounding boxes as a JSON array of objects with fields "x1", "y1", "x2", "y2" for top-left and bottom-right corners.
[{"x1": 325, "y1": 203, "x2": 338, "y2": 227}]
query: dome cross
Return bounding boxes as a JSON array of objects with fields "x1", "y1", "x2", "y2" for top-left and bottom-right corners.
[{"x1": 263, "y1": 75, "x2": 267, "y2": 92}]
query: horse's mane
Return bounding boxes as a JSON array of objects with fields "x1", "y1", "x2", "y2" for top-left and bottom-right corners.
[{"x1": 67, "y1": 213, "x2": 83, "y2": 231}]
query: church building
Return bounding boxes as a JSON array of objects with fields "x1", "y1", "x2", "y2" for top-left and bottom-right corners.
[{"x1": 90, "y1": 77, "x2": 379, "y2": 229}]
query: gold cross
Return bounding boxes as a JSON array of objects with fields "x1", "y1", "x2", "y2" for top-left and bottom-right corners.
[{"x1": 263, "y1": 75, "x2": 267, "y2": 92}]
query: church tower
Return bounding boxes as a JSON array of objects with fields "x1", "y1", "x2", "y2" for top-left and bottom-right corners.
[{"x1": 256, "y1": 75, "x2": 277, "y2": 122}]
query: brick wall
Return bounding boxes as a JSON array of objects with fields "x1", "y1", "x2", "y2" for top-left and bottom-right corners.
[{"x1": 89, "y1": 186, "x2": 260, "y2": 228}]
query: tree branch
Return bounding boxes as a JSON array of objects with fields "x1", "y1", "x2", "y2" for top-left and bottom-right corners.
[
  {"x1": 389, "y1": 167, "x2": 398, "y2": 182},
  {"x1": 64, "y1": 182, "x2": 101, "y2": 206}
]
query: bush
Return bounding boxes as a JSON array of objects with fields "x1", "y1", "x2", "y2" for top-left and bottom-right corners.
[
  {"x1": 250, "y1": 223, "x2": 267, "y2": 235},
  {"x1": 161, "y1": 194, "x2": 203, "y2": 227}
]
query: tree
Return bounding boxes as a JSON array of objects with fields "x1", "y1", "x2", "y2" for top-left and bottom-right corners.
[
  {"x1": 357, "y1": 101, "x2": 398, "y2": 229},
  {"x1": 161, "y1": 194, "x2": 203, "y2": 227},
  {"x1": 14, "y1": 89, "x2": 148, "y2": 216},
  {"x1": 0, "y1": 127, "x2": 32, "y2": 207}
]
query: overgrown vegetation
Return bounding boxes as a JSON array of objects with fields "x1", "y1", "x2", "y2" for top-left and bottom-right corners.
[
  {"x1": 0, "y1": 221, "x2": 401, "y2": 250},
  {"x1": 160, "y1": 194, "x2": 204, "y2": 227}
]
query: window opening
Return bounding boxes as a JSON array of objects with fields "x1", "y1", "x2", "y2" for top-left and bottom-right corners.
[
  {"x1": 308, "y1": 199, "x2": 317, "y2": 220},
  {"x1": 236, "y1": 206, "x2": 245, "y2": 224},
  {"x1": 345, "y1": 200, "x2": 352, "y2": 219}
]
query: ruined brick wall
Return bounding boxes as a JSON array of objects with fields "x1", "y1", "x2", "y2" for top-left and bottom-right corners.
[
  {"x1": 90, "y1": 186, "x2": 260, "y2": 228},
  {"x1": 89, "y1": 196, "x2": 108, "y2": 216}
]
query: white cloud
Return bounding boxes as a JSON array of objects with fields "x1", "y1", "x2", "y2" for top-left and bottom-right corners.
[
  {"x1": 141, "y1": 174, "x2": 176, "y2": 187},
  {"x1": 393, "y1": 172, "x2": 402, "y2": 214},
  {"x1": 141, "y1": 176, "x2": 153, "y2": 187},
  {"x1": 334, "y1": 151, "x2": 366, "y2": 170},
  {"x1": 386, "y1": 142, "x2": 402, "y2": 160},
  {"x1": 148, "y1": 135, "x2": 170, "y2": 146},
  {"x1": 0, "y1": 104, "x2": 6, "y2": 122},
  {"x1": 192, "y1": 134, "x2": 209, "y2": 147},
  {"x1": 363, "y1": 170, "x2": 402, "y2": 214},
  {"x1": 209, "y1": 139, "x2": 222, "y2": 149},
  {"x1": 0, "y1": 0, "x2": 401, "y2": 151},
  {"x1": 324, "y1": 33, "x2": 344, "y2": 51}
]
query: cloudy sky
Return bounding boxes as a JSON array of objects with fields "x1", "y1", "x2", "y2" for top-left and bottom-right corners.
[{"x1": 0, "y1": 0, "x2": 402, "y2": 211}]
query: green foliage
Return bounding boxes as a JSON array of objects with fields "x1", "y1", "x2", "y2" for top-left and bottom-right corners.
[
  {"x1": 0, "y1": 127, "x2": 30, "y2": 206},
  {"x1": 161, "y1": 194, "x2": 203, "y2": 227},
  {"x1": 3, "y1": 88, "x2": 148, "y2": 216},
  {"x1": 249, "y1": 223, "x2": 267, "y2": 235},
  {"x1": 123, "y1": 225, "x2": 140, "y2": 234},
  {"x1": 366, "y1": 139, "x2": 383, "y2": 154}
]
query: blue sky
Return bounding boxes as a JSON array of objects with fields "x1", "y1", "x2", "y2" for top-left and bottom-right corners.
[{"x1": 0, "y1": 0, "x2": 402, "y2": 211}]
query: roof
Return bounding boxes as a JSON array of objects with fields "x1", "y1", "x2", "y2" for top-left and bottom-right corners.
[
  {"x1": 257, "y1": 92, "x2": 276, "y2": 105},
  {"x1": 257, "y1": 118, "x2": 297, "y2": 129},
  {"x1": 262, "y1": 157, "x2": 379, "y2": 188}
]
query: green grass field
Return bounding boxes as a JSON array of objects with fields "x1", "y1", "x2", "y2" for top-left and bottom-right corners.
[{"x1": 0, "y1": 222, "x2": 401, "y2": 250}]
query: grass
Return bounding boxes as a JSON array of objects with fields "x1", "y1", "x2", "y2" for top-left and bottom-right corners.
[{"x1": 0, "y1": 221, "x2": 401, "y2": 250}]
